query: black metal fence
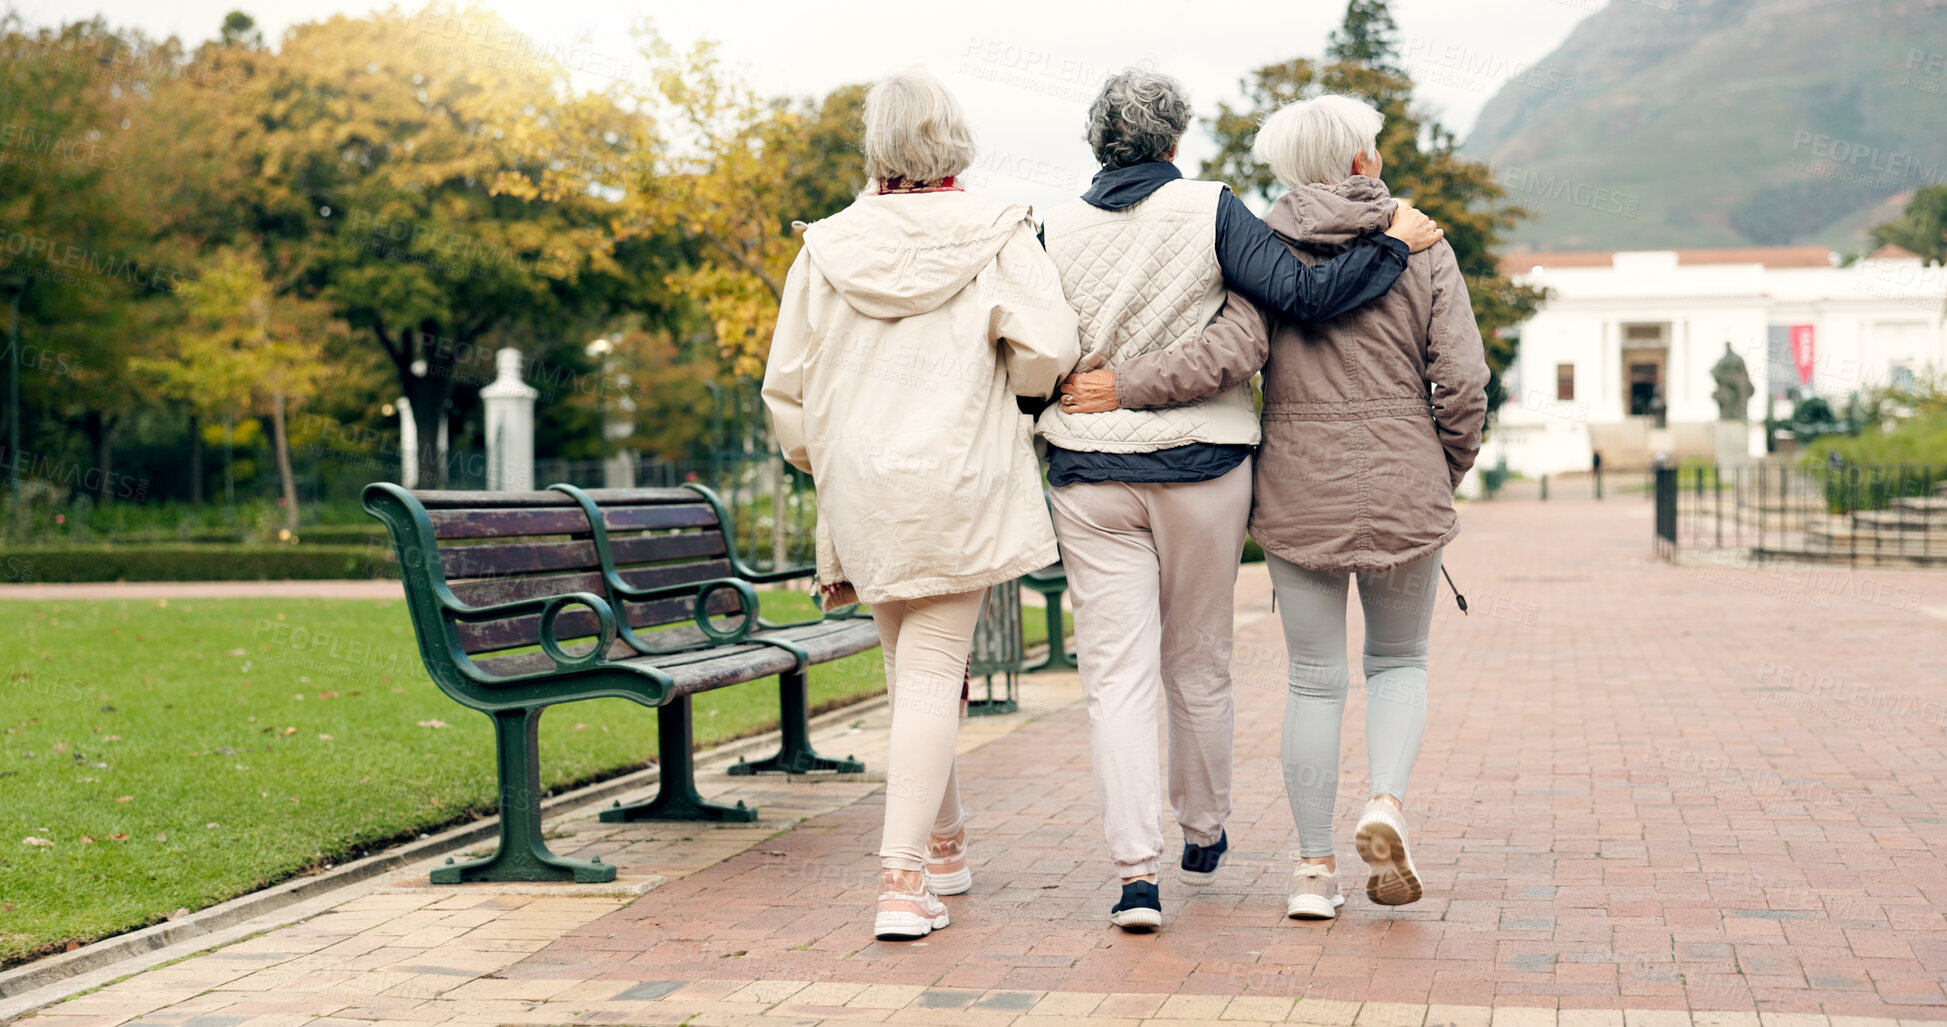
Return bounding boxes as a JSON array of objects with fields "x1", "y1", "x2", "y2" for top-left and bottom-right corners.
[{"x1": 1653, "y1": 462, "x2": 1947, "y2": 565}]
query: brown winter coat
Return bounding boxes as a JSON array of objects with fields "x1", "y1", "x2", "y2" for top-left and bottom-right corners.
[{"x1": 1115, "y1": 176, "x2": 1490, "y2": 575}]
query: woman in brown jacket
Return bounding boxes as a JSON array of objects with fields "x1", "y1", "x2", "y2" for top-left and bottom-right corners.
[{"x1": 1059, "y1": 94, "x2": 1490, "y2": 921}]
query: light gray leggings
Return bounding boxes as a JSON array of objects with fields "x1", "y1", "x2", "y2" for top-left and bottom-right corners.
[{"x1": 1266, "y1": 550, "x2": 1440, "y2": 858}]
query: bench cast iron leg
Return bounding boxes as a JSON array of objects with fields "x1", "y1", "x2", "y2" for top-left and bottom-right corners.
[
  {"x1": 728, "y1": 669, "x2": 866, "y2": 776},
  {"x1": 1022, "y1": 588, "x2": 1076, "y2": 672},
  {"x1": 431, "y1": 706, "x2": 616, "y2": 885},
  {"x1": 601, "y1": 694, "x2": 759, "y2": 823}
]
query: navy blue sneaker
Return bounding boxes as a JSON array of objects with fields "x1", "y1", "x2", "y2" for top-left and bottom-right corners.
[
  {"x1": 1109, "y1": 879, "x2": 1162, "y2": 931},
  {"x1": 1180, "y1": 830, "x2": 1228, "y2": 886}
]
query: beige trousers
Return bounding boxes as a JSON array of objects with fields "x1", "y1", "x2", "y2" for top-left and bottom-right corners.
[
  {"x1": 1051, "y1": 459, "x2": 1253, "y2": 877},
  {"x1": 871, "y1": 589, "x2": 986, "y2": 872}
]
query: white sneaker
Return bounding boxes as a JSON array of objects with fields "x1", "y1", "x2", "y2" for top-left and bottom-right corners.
[
  {"x1": 1354, "y1": 800, "x2": 1423, "y2": 906},
  {"x1": 874, "y1": 884, "x2": 950, "y2": 940},
  {"x1": 1286, "y1": 857, "x2": 1346, "y2": 920}
]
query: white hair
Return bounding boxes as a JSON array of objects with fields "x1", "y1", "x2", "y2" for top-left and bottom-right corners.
[
  {"x1": 861, "y1": 68, "x2": 976, "y2": 186},
  {"x1": 1252, "y1": 94, "x2": 1385, "y2": 189}
]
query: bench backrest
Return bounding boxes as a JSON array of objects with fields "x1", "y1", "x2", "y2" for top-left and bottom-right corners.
[{"x1": 379, "y1": 487, "x2": 743, "y2": 659}]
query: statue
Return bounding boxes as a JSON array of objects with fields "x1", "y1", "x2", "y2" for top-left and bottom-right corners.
[{"x1": 1711, "y1": 343, "x2": 1755, "y2": 421}]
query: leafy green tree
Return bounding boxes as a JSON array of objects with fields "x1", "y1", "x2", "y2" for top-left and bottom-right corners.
[
  {"x1": 1870, "y1": 184, "x2": 1947, "y2": 266},
  {"x1": 131, "y1": 246, "x2": 339, "y2": 531},
  {"x1": 159, "y1": 4, "x2": 647, "y2": 486},
  {"x1": 0, "y1": 15, "x2": 200, "y2": 500},
  {"x1": 1327, "y1": 0, "x2": 1404, "y2": 79},
  {"x1": 619, "y1": 28, "x2": 868, "y2": 377},
  {"x1": 1201, "y1": 0, "x2": 1544, "y2": 414}
]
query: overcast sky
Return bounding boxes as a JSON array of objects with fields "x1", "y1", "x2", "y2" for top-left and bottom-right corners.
[{"x1": 15, "y1": 0, "x2": 1597, "y2": 211}]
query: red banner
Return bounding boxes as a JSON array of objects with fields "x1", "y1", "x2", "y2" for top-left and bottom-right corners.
[{"x1": 1790, "y1": 325, "x2": 1815, "y2": 384}]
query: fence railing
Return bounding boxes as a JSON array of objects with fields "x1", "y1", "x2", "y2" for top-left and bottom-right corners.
[{"x1": 1653, "y1": 462, "x2": 1947, "y2": 565}]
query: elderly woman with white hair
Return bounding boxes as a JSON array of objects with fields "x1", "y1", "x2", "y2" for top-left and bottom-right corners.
[
  {"x1": 1035, "y1": 68, "x2": 1443, "y2": 933},
  {"x1": 1060, "y1": 92, "x2": 1490, "y2": 922},
  {"x1": 762, "y1": 69, "x2": 1080, "y2": 941}
]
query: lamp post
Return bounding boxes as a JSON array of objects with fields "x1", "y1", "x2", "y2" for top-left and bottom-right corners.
[{"x1": 1, "y1": 272, "x2": 25, "y2": 503}]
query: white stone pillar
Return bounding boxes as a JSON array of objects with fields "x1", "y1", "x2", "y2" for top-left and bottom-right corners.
[
  {"x1": 398, "y1": 396, "x2": 417, "y2": 488},
  {"x1": 481, "y1": 348, "x2": 538, "y2": 491}
]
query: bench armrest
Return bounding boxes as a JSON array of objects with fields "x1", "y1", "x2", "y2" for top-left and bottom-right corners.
[{"x1": 440, "y1": 590, "x2": 620, "y2": 674}]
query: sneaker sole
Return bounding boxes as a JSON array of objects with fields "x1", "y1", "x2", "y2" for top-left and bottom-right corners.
[
  {"x1": 1109, "y1": 907, "x2": 1162, "y2": 932},
  {"x1": 874, "y1": 909, "x2": 950, "y2": 940},
  {"x1": 1286, "y1": 893, "x2": 1346, "y2": 920},
  {"x1": 1178, "y1": 866, "x2": 1218, "y2": 886},
  {"x1": 926, "y1": 868, "x2": 972, "y2": 896},
  {"x1": 1355, "y1": 818, "x2": 1423, "y2": 906}
]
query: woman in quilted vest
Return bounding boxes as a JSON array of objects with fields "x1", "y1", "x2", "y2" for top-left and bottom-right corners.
[
  {"x1": 762, "y1": 69, "x2": 1081, "y2": 941},
  {"x1": 1036, "y1": 69, "x2": 1444, "y2": 932},
  {"x1": 1060, "y1": 94, "x2": 1491, "y2": 922}
]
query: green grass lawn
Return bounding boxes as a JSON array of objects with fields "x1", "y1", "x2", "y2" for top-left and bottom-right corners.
[{"x1": 0, "y1": 590, "x2": 1067, "y2": 968}]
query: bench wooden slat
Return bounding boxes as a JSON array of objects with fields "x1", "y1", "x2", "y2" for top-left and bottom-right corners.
[
  {"x1": 470, "y1": 620, "x2": 883, "y2": 696},
  {"x1": 447, "y1": 559, "x2": 734, "y2": 608},
  {"x1": 440, "y1": 530, "x2": 727, "y2": 578},
  {"x1": 456, "y1": 587, "x2": 747, "y2": 655},
  {"x1": 427, "y1": 502, "x2": 719, "y2": 540},
  {"x1": 410, "y1": 488, "x2": 696, "y2": 509}
]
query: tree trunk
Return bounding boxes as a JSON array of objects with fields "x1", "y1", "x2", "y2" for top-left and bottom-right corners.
[
  {"x1": 86, "y1": 411, "x2": 117, "y2": 504},
  {"x1": 270, "y1": 390, "x2": 299, "y2": 534},
  {"x1": 189, "y1": 412, "x2": 204, "y2": 505},
  {"x1": 391, "y1": 324, "x2": 465, "y2": 490},
  {"x1": 405, "y1": 374, "x2": 447, "y2": 489}
]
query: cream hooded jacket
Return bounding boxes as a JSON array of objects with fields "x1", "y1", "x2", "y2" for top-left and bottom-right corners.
[{"x1": 761, "y1": 191, "x2": 1082, "y2": 604}]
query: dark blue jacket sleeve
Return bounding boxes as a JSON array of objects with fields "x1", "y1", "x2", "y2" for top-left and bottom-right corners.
[{"x1": 1213, "y1": 189, "x2": 1408, "y2": 323}]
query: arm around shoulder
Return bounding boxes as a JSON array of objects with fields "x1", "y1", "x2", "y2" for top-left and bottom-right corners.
[{"x1": 1116, "y1": 289, "x2": 1270, "y2": 409}]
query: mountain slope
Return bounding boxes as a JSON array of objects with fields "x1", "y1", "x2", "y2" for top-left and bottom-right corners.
[{"x1": 1464, "y1": 0, "x2": 1947, "y2": 252}]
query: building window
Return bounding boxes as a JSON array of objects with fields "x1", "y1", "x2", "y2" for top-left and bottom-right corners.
[{"x1": 1556, "y1": 363, "x2": 1575, "y2": 401}]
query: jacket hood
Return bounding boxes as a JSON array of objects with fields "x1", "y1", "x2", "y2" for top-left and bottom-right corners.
[
  {"x1": 801, "y1": 191, "x2": 1032, "y2": 318},
  {"x1": 1080, "y1": 160, "x2": 1182, "y2": 210},
  {"x1": 1263, "y1": 175, "x2": 1398, "y2": 253}
]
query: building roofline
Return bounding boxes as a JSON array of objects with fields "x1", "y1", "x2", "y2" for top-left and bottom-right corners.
[{"x1": 1500, "y1": 246, "x2": 1835, "y2": 276}]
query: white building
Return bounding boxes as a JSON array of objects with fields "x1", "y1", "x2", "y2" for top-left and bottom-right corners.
[{"x1": 1489, "y1": 245, "x2": 1947, "y2": 475}]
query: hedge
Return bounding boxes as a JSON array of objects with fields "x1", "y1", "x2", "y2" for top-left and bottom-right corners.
[{"x1": 8, "y1": 544, "x2": 398, "y2": 583}]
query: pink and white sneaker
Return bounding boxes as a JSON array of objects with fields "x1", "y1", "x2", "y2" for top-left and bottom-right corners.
[
  {"x1": 925, "y1": 830, "x2": 972, "y2": 896},
  {"x1": 875, "y1": 881, "x2": 951, "y2": 940}
]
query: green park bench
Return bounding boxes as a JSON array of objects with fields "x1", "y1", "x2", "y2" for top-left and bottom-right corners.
[
  {"x1": 362, "y1": 481, "x2": 880, "y2": 885},
  {"x1": 1020, "y1": 563, "x2": 1073, "y2": 672}
]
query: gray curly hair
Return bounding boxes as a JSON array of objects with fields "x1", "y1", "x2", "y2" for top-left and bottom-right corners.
[{"x1": 1085, "y1": 68, "x2": 1191, "y2": 169}]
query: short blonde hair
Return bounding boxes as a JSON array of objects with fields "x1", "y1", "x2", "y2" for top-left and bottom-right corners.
[
  {"x1": 862, "y1": 68, "x2": 976, "y2": 186},
  {"x1": 1253, "y1": 94, "x2": 1385, "y2": 188}
]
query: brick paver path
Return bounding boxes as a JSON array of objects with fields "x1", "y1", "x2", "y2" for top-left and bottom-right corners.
[
  {"x1": 498, "y1": 495, "x2": 1947, "y2": 1019},
  {"x1": 19, "y1": 494, "x2": 1946, "y2": 1026}
]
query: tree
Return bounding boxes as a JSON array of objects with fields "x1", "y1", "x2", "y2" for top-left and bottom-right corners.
[
  {"x1": 166, "y1": 4, "x2": 648, "y2": 487},
  {"x1": 1202, "y1": 0, "x2": 1545, "y2": 414},
  {"x1": 618, "y1": 28, "x2": 866, "y2": 377},
  {"x1": 1870, "y1": 185, "x2": 1947, "y2": 266},
  {"x1": 131, "y1": 246, "x2": 338, "y2": 531},
  {"x1": 0, "y1": 12, "x2": 199, "y2": 502},
  {"x1": 1327, "y1": 0, "x2": 1404, "y2": 79}
]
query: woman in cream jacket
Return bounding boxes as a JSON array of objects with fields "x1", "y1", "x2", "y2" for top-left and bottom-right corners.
[{"x1": 761, "y1": 68, "x2": 1080, "y2": 941}]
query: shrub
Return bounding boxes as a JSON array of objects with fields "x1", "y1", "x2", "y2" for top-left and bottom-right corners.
[{"x1": 9, "y1": 544, "x2": 398, "y2": 583}]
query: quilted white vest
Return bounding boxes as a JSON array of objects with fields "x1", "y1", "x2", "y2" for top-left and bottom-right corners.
[{"x1": 1035, "y1": 178, "x2": 1261, "y2": 453}]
